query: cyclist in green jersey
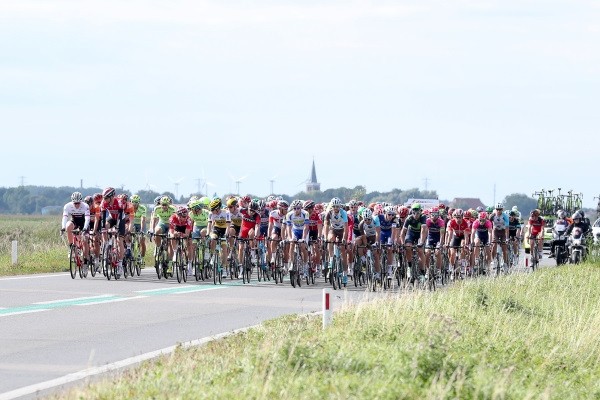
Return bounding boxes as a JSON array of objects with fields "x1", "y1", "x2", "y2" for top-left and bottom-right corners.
[
  {"x1": 188, "y1": 198, "x2": 210, "y2": 258},
  {"x1": 151, "y1": 196, "x2": 176, "y2": 260},
  {"x1": 131, "y1": 194, "x2": 147, "y2": 258}
]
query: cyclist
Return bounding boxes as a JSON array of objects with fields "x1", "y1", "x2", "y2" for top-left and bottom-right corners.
[
  {"x1": 117, "y1": 194, "x2": 135, "y2": 260},
  {"x1": 284, "y1": 199, "x2": 310, "y2": 278},
  {"x1": 549, "y1": 210, "x2": 569, "y2": 258},
  {"x1": 507, "y1": 210, "x2": 522, "y2": 263},
  {"x1": 61, "y1": 191, "x2": 91, "y2": 271},
  {"x1": 151, "y1": 196, "x2": 176, "y2": 272},
  {"x1": 226, "y1": 197, "x2": 243, "y2": 263},
  {"x1": 207, "y1": 197, "x2": 231, "y2": 276},
  {"x1": 377, "y1": 205, "x2": 399, "y2": 279},
  {"x1": 169, "y1": 206, "x2": 194, "y2": 274},
  {"x1": 424, "y1": 207, "x2": 446, "y2": 277},
  {"x1": 471, "y1": 211, "x2": 493, "y2": 272},
  {"x1": 490, "y1": 203, "x2": 510, "y2": 269},
  {"x1": 268, "y1": 199, "x2": 289, "y2": 268},
  {"x1": 84, "y1": 194, "x2": 102, "y2": 268},
  {"x1": 323, "y1": 197, "x2": 349, "y2": 282},
  {"x1": 445, "y1": 209, "x2": 471, "y2": 277},
  {"x1": 346, "y1": 199, "x2": 361, "y2": 279},
  {"x1": 303, "y1": 200, "x2": 323, "y2": 277},
  {"x1": 528, "y1": 209, "x2": 545, "y2": 262},
  {"x1": 99, "y1": 187, "x2": 126, "y2": 276},
  {"x1": 130, "y1": 194, "x2": 147, "y2": 260},
  {"x1": 400, "y1": 203, "x2": 427, "y2": 279},
  {"x1": 355, "y1": 208, "x2": 381, "y2": 280},
  {"x1": 189, "y1": 198, "x2": 210, "y2": 265},
  {"x1": 238, "y1": 200, "x2": 262, "y2": 272}
]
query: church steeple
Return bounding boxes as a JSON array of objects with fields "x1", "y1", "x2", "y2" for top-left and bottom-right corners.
[{"x1": 306, "y1": 158, "x2": 321, "y2": 193}]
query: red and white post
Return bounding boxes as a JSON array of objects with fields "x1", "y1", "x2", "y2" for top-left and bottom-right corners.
[{"x1": 323, "y1": 288, "x2": 332, "y2": 329}]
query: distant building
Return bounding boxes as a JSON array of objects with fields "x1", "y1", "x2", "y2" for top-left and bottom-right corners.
[
  {"x1": 306, "y1": 159, "x2": 321, "y2": 193},
  {"x1": 450, "y1": 198, "x2": 486, "y2": 210}
]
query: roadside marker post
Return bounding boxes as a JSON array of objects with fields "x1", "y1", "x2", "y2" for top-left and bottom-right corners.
[
  {"x1": 323, "y1": 288, "x2": 332, "y2": 329},
  {"x1": 12, "y1": 240, "x2": 17, "y2": 265}
]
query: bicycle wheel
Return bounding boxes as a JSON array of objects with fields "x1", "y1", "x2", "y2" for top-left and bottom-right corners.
[
  {"x1": 104, "y1": 245, "x2": 112, "y2": 281},
  {"x1": 69, "y1": 245, "x2": 77, "y2": 279},
  {"x1": 155, "y1": 246, "x2": 162, "y2": 279},
  {"x1": 175, "y1": 248, "x2": 183, "y2": 283},
  {"x1": 90, "y1": 255, "x2": 97, "y2": 277}
]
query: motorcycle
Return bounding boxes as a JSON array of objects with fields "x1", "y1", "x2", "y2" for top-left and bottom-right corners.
[
  {"x1": 567, "y1": 227, "x2": 586, "y2": 264},
  {"x1": 553, "y1": 234, "x2": 569, "y2": 266}
]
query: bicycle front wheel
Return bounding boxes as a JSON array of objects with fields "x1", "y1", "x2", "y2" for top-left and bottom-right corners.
[{"x1": 69, "y1": 245, "x2": 77, "y2": 279}]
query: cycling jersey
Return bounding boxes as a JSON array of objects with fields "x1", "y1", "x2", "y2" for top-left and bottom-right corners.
[
  {"x1": 190, "y1": 209, "x2": 210, "y2": 228},
  {"x1": 62, "y1": 202, "x2": 90, "y2": 230},
  {"x1": 169, "y1": 214, "x2": 193, "y2": 234},
  {"x1": 348, "y1": 212, "x2": 360, "y2": 240},
  {"x1": 228, "y1": 209, "x2": 243, "y2": 228},
  {"x1": 491, "y1": 212, "x2": 509, "y2": 231},
  {"x1": 325, "y1": 209, "x2": 348, "y2": 230},
  {"x1": 472, "y1": 219, "x2": 492, "y2": 236},
  {"x1": 132, "y1": 204, "x2": 147, "y2": 225},
  {"x1": 240, "y1": 208, "x2": 261, "y2": 238},
  {"x1": 403, "y1": 215, "x2": 426, "y2": 233},
  {"x1": 447, "y1": 219, "x2": 470, "y2": 238},
  {"x1": 209, "y1": 210, "x2": 230, "y2": 230},
  {"x1": 269, "y1": 209, "x2": 285, "y2": 230},
  {"x1": 508, "y1": 218, "x2": 522, "y2": 232},
  {"x1": 259, "y1": 208, "x2": 269, "y2": 236},
  {"x1": 358, "y1": 217, "x2": 380, "y2": 237},
  {"x1": 285, "y1": 209, "x2": 310, "y2": 231},
  {"x1": 308, "y1": 211, "x2": 322, "y2": 232},
  {"x1": 528, "y1": 216, "x2": 545, "y2": 236},
  {"x1": 426, "y1": 217, "x2": 445, "y2": 239},
  {"x1": 154, "y1": 205, "x2": 176, "y2": 225}
]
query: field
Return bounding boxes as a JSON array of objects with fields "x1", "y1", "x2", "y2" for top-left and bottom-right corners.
[{"x1": 57, "y1": 263, "x2": 600, "y2": 399}]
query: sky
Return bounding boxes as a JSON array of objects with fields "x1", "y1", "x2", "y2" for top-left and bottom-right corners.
[{"x1": 1, "y1": 0, "x2": 599, "y2": 207}]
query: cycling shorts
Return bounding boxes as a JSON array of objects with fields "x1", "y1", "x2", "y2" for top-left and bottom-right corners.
[
  {"x1": 475, "y1": 231, "x2": 489, "y2": 245},
  {"x1": 211, "y1": 227, "x2": 227, "y2": 239}
]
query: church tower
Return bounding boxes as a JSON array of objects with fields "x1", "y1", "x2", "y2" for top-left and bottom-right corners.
[{"x1": 306, "y1": 159, "x2": 321, "y2": 193}]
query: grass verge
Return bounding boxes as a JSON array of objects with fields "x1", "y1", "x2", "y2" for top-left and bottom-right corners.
[{"x1": 58, "y1": 263, "x2": 600, "y2": 399}]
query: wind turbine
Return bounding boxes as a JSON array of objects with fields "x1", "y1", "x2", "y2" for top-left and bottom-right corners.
[
  {"x1": 144, "y1": 169, "x2": 158, "y2": 192},
  {"x1": 269, "y1": 174, "x2": 279, "y2": 195},
  {"x1": 168, "y1": 176, "x2": 185, "y2": 200},
  {"x1": 228, "y1": 172, "x2": 247, "y2": 196},
  {"x1": 196, "y1": 167, "x2": 215, "y2": 197}
]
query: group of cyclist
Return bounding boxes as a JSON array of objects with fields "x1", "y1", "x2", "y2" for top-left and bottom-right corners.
[{"x1": 61, "y1": 187, "x2": 591, "y2": 282}]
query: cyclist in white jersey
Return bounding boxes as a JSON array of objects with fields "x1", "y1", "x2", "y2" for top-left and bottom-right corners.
[
  {"x1": 323, "y1": 197, "x2": 349, "y2": 282},
  {"x1": 61, "y1": 192, "x2": 91, "y2": 269}
]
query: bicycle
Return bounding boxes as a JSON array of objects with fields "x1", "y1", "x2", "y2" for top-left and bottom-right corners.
[
  {"x1": 305, "y1": 238, "x2": 319, "y2": 285},
  {"x1": 129, "y1": 231, "x2": 144, "y2": 277},
  {"x1": 403, "y1": 244, "x2": 422, "y2": 289},
  {"x1": 423, "y1": 245, "x2": 437, "y2": 291},
  {"x1": 210, "y1": 237, "x2": 227, "y2": 285},
  {"x1": 528, "y1": 235, "x2": 541, "y2": 271},
  {"x1": 193, "y1": 236, "x2": 211, "y2": 282},
  {"x1": 64, "y1": 229, "x2": 86, "y2": 279},
  {"x1": 255, "y1": 237, "x2": 269, "y2": 282},
  {"x1": 102, "y1": 228, "x2": 121, "y2": 280},
  {"x1": 87, "y1": 232, "x2": 99, "y2": 277},
  {"x1": 471, "y1": 243, "x2": 489, "y2": 278},
  {"x1": 238, "y1": 238, "x2": 254, "y2": 284},
  {"x1": 288, "y1": 239, "x2": 304, "y2": 288},
  {"x1": 270, "y1": 238, "x2": 285, "y2": 284},
  {"x1": 150, "y1": 232, "x2": 170, "y2": 279},
  {"x1": 325, "y1": 240, "x2": 346, "y2": 290},
  {"x1": 490, "y1": 239, "x2": 506, "y2": 277},
  {"x1": 226, "y1": 236, "x2": 239, "y2": 280},
  {"x1": 172, "y1": 235, "x2": 189, "y2": 284},
  {"x1": 380, "y1": 243, "x2": 395, "y2": 290}
]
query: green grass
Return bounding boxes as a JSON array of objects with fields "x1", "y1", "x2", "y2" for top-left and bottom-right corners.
[{"x1": 58, "y1": 263, "x2": 600, "y2": 399}]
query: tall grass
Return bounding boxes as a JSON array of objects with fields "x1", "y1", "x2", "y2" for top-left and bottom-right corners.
[{"x1": 60, "y1": 264, "x2": 600, "y2": 399}]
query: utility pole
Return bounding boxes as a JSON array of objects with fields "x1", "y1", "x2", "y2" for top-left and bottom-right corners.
[
  {"x1": 423, "y1": 177, "x2": 430, "y2": 191},
  {"x1": 195, "y1": 178, "x2": 202, "y2": 195},
  {"x1": 80, "y1": 179, "x2": 83, "y2": 189},
  {"x1": 270, "y1": 179, "x2": 275, "y2": 195},
  {"x1": 493, "y1": 183, "x2": 496, "y2": 206},
  {"x1": 18, "y1": 176, "x2": 25, "y2": 187}
]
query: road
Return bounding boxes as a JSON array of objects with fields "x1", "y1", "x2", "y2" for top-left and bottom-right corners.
[{"x1": 0, "y1": 250, "x2": 553, "y2": 399}]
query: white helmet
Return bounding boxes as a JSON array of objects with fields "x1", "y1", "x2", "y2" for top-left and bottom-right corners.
[
  {"x1": 495, "y1": 202, "x2": 504, "y2": 210},
  {"x1": 557, "y1": 210, "x2": 566, "y2": 218},
  {"x1": 330, "y1": 197, "x2": 342, "y2": 207},
  {"x1": 363, "y1": 209, "x2": 373, "y2": 219},
  {"x1": 384, "y1": 206, "x2": 396, "y2": 215},
  {"x1": 71, "y1": 192, "x2": 83, "y2": 202}
]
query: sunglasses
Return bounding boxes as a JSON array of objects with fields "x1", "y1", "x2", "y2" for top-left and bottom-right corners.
[{"x1": 294, "y1": 206, "x2": 302, "y2": 210}]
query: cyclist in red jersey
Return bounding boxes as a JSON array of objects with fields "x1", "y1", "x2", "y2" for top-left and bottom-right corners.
[
  {"x1": 528, "y1": 209, "x2": 545, "y2": 261},
  {"x1": 117, "y1": 194, "x2": 135, "y2": 259},
  {"x1": 237, "y1": 200, "x2": 261, "y2": 267},
  {"x1": 169, "y1": 206, "x2": 194, "y2": 274},
  {"x1": 445, "y1": 209, "x2": 471, "y2": 275},
  {"x1": 99, "y1": 187, "x2": 126, "y2": 275}
]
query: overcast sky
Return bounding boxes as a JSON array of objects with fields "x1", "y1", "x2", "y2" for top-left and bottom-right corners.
[{"x1": 1, "y1": 1, "x2": 598, "y2": 207}]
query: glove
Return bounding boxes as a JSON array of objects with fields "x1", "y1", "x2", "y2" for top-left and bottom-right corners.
[{"x1": 60, "y1": 228, "x2": 65, "y2": 234}]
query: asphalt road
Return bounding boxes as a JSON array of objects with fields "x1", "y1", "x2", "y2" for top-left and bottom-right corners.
[{"x1": 0, "y1": 249, "x2": 553, "y2": 399}]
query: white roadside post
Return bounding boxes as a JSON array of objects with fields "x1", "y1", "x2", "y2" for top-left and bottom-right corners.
[
  {"x1": 12, "y1": 240, "x2": 18, "y2": 265},
  {"x1": 323, "y1": 288, "x2": 333, "y2": 329}
]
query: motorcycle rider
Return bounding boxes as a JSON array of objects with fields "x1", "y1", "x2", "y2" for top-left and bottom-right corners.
[
  {"x1": 564, "y1": 211, "x2": 591, "y2": 260},
  {"x1": 549, "y1": 210, "x2": 569, "y2": 258}
]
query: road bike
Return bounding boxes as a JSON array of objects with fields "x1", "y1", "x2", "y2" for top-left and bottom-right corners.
[
  {"x1": 150, "y1": 232, "x2": 170, "y2": 279},
  {"x1": 102, "y1": 228, "x2": 121, "y2": 280},
  {"x1": 65, "y1": 229, "x2": 86, "y2": 279},
  {"x1": 172, "y1": 235, "x2": 189, "y2": 284}
]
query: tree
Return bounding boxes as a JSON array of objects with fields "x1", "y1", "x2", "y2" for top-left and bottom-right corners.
[{"x1": 502, "y1": 193, "x2": 537, "y2": 217}]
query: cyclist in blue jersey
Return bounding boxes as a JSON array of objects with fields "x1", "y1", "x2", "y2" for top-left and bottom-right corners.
[{"x1": 400, "y1": 203, "x2": 427, "y2": 278}]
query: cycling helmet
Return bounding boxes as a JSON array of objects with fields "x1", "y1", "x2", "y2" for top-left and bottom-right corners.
[
  {"x1": 398, "y1": 206, "x2": 409, "y2": 218},
  {"x1": 438, "y1": 203, "x2": 446, "y2": 209},
  {"x1": 495, "y1": 202, "x2": 504, "y2": 210},
  {"x1": 512, "y1": 206, "x2": 519, "y2": 211},
  {"x1": 241, "y1": 195, "x2": 251, "y2": 204},
  {"x1": 384, "y1": 205, "x2": 396, "y2": 215},
  {"x1": 249, "y1": 200, "x2": 260, "y2": 211},
  {"x1": 373, "y1": 203, "x2": 383, "y2": 215},
  {"x1": 176, "y1": 205, "x2": 188, "y2": 217},
  {"x1": 102, "y1": 187, "x2": 115, "y2": 199},
  {"x1": 470, "y1": 210, "x2": 478, "y2": 219},
  {"x1": 209, "y1": 198, "x2": 222, "y2": 211},
  {"x1": 153, "y1": 195, "x2": 162, "y2": 205},
  {"x1": 363, "y1": 209, "x2": 373, "y2": 220},
  {"x1": 348, "y1": 199, "x2": 358, "y2": 207},
  {"x1": 314, "y1": 203, "x2": 324, "y2": 213},
  {"x1": 71, "y1": 192, "x2": 83, "y2": 202},
  {"x1": 453, "y1": 209, "x2": 464, "y2": 218},
  {"x1": 188, "y1": 195, "x2": 199, "y2": 204},
  {"x1": 291, "y1": 199, "x2": 303, "y2": 209},
  {"x1": 189, "y1": 200, "x2": 202, "y2": 210},
  {"x1": 266, "y1": 195, "x2": 276, "y2": 202},
  {"x1": 476, "y1": 206, "x2": 484, "y2": 212},
  {"x1": 268, "y1": 200, "x2": 278, "y2": 209},
  {"x1": 131, "y1": 194, "x2": 141, "y2": 204},
  {"x1": 278, "y1": 200, "x2": 289, "y2": 209},
  {"x1": 160, "y1": 196, "x2": 171, "y2": 206},
  {"x1": 226, "y1": 197, "x2": 238, "y2": 208},
  {"x1": 119, "y1": 193, "x2": 129, "y2": 202},
  {"x1": 479, "y1": 212, "x2": 487, "y2": 220},
  {"x1": 430, "y1": 207, "x2": 440, "y2": 216},
  {"x1": 257, "y1": 199, "x2": 266, "y2": 209},
  {"x1": 83, "y1": 195, "x2": 93, "y2": 205},
  {"x1": 330, "y1": 197, "x2": 342, "y2": 207},
  {"x1": 303, "y1": 200, "x2": 315, "y2": 210},
  {"x1": 509, "y1": 211, "x2": 517, "y2": 217},
  {"x1": 411, "y1": 203, "x2": 422, "y2": 211},
  {"x1": 93, "y1": 193, "x2": 102, "y2": 203},
  {"x1": 557, "y1": 210, "x2": 566, "y2": 218},
  {"x1": 486, "y1": 206, "x2": 493, "y2": 213},
  {"x1": 200, "y1": 196, "x2": 210, "y2": 206},
  {"x1": 572, "y1": 211, "x2": 582, "y2": 220}
]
